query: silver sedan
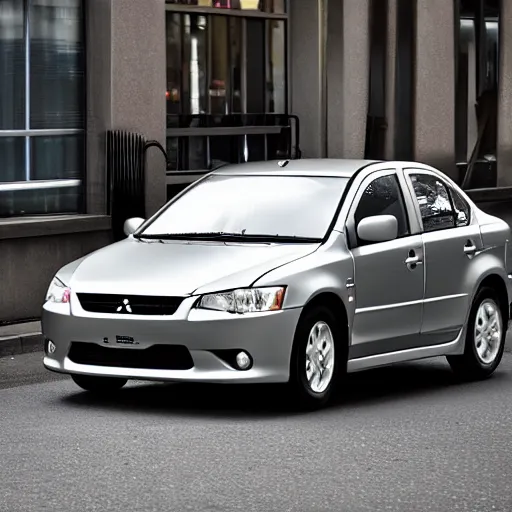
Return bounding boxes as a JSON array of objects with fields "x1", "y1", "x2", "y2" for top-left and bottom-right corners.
[{"x1": 42, "y1": 159, "x2": 512, "y2": 408}]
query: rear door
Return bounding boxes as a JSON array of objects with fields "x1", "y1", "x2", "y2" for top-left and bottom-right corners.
[
  {"x1": 404, "y1": 169, "x2": 483, "y2": 345},
  {"x1": 347, "y1": 169, "x2": 425, "y2": 359}
]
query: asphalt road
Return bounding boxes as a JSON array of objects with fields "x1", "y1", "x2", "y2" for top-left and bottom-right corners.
[{"x1": 1, "y1": 352, "x2": 512, "y2": 512}]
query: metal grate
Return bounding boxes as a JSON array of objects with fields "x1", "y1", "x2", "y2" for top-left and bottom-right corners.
[
  {"x1": 106, "y1": 130, "x2": 147, "y2": 241},
  {"x1": 77, "y1": 293, "x2": 184, "y2": 316},
  {"x1": 68, "y1": 342, "x2": 194, "y2": 370}
]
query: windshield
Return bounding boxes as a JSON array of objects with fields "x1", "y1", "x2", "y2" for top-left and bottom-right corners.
[{"x1": 139, "y1": 174, "x2": 349, "y2": 241}]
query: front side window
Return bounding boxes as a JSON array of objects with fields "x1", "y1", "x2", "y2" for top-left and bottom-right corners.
[
  {"x1": 140, "y1": 174, "x2": 348, "y2": 241},
  {"x1": 354, "y1": 174, "x2": 409, "y2": 245},
  {"x1": 409, "y1": 173, "x2": 455, "y2": 232}
]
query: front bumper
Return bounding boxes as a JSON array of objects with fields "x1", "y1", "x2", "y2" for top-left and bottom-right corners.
[{"x1": 42, "y1": 296, "x2": 302, "y2": 384}]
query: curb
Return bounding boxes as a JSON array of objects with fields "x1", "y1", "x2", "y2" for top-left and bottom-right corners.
[{"x1": 0, "y1": 333, "x2": 44, "y2": 358}]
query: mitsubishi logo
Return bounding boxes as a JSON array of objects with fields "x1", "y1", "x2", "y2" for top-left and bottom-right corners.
[{"x1": 116, "y1": 298, "x2": 132, "y2": 314}]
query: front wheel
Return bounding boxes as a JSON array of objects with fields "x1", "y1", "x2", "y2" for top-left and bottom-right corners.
[
  {"x1": 71, "y1": 374, "x2": 128, "y2": 393},
  {"x1": 288, "y1": 306, "x2": 345, "y2": 409},
  {"x1": 447, "y1": 287, "x2": 506, "y2": 380}
]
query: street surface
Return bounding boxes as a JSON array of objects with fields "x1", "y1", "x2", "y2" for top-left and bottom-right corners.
[{"x1": 1, "y1": 351, "x2": 512, "y2": 512}]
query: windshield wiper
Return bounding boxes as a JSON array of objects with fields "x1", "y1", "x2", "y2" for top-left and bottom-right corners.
[{"x1": 134, "y1": 232, "x2": 322, "y2": 243}]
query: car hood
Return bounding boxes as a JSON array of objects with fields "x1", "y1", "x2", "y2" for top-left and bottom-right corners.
[{"x1": 67, "y1": 238, "x2": 319, "y2": 296}]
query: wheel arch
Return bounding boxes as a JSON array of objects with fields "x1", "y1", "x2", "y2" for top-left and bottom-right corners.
[
  {"x1": 289, "y1": 291, "x2": 350, "y2": 387},
  {"x1": 301, "y1": 291, "x2": 349, "y2": 346},
  {"x1": 476, "y1": 273, "x2": 509, "y2": 323}
]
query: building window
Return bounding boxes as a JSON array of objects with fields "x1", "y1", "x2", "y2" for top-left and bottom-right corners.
[
  {"x1": 456, "y1": 0, "x2": 499, "y2": 189},
  {"x1": 0, "y1": 0, "x2": 85, "y2": 218},
  {"x1": 165, "y1": 2, "x2": 288, "y2": 172}
]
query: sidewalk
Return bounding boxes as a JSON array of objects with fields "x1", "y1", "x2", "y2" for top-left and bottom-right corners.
[{"x1": 0, "y1": 322, "x2": 43, "y2": 358}]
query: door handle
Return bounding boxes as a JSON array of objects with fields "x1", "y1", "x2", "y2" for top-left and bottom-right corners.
[
  {"x1": 405, "y1": 250, "x2": 423, "y2": 270},
  {"x1": 405, "y1": 255, "x2": 421, "y2": 265},
  {"x1": 464, "y1": 241, "x2": 477, "y2": 256}
]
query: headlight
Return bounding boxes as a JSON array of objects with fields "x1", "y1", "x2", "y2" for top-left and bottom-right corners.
[
  {"x1": 45, "y1": 277, "x2": 71, "y2": 304},
  {"x1": 197, "y1": 287, "x2": 286, "y2": 314}
]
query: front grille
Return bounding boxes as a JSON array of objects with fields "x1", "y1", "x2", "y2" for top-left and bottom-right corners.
[
  {"x1": 68, "y1": 342, "x2": 194, "y2": 370},
  {"x1": 76, "y1": 293, "x2": 183, "y2": 316}
]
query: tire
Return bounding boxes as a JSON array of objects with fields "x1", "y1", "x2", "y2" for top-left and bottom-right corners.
[
  {"x1": 71, "y1": 374, "x2": 128, "y2": 393},
  {"x1": 288, "y1": 305, "x2": 345, "y2": 409},
  {"x1": 447, "y1": 286, "x2": 506, "y2": 380}
]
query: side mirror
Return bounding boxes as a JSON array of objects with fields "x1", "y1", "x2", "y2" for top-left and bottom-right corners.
[
  {"x1": 357, "y1": 215, "x2": 398, "y2": 243},
  {"x1": 123, "y1": 217, "x2": 145, "y2": 237}
]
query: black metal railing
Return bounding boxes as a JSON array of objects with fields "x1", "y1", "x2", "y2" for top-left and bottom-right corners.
[{"x1": 166, "y1": 113, "x2": 301, "y2": 170}]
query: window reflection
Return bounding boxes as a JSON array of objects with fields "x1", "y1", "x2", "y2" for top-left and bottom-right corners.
[
  {"x1": 167, "y1": 137, "x2": 179, "y2": 170},
  {"x1": 456, "y1": 0, "x2": 499, "y2": 188},
  {"x1": 167, "y1": 0, "x2": 286, "y2": 13},
  {"x1": 410, "y1": 174, "x2": 455, "y2": 232},
  {"x1": 31, "y1": 135, "x2": 84, "y2": 180},
  {"x1": 267, "y1": 20, "x2": 286, "y2": 113},
  {"x1": 0, "y1": 137, "x2": 25, "y2": 182},
  {"x1": 145, "y1": 175, "x2": 348, "y2": 240},
  {"x1": 186, "y1": 136, "x2": 208, "y2": 169},
  {"x1": 210, "y1": 16, "x2": 228, "y2": 114},
  {"x1": 165, "y1": 6, "x2": 288, "y2": 173},
  {"x1": 245, "y1": 134, "x2": 265, "y2": 161},
  {"x1": 166, "y1": 13, "x2": 182, "y2": 118},
  {"x1": 183, "y1": 14, "x2": 208, "y2": 115},
  {"x1": 0, "y1": 0, "x2": 85, "y2": 217},
  {"x1": 30, "y1": 0, "x2": 84, "y2": 129},
  {"x1": 246, "y1": 18, "x2": 265, "y2": 113},
  {"x1": 229, "y1": 17, "x2": 242, "y2": 113},
  {"x1": 0, "y1": 187, "x2": 81, "y2": 217},
  {"x1": 0, "y1": 0, "x2": 25, "y2": 130},
  {"x1": 166, "y1": 11, "x2": 287, "y2": 119}
]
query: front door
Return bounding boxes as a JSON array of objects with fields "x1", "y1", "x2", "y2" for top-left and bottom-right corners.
[
  {"x1": 347, "y1": 170, "x2": 425, "y2": 359},
  {"x1": 404, "y1": 170, "x2": 483, "y2": 345}
]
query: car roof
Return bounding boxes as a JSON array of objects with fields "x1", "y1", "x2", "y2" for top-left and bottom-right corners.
[{"x1": 212, "y1": 158, "x2": 381, "y2": 178}]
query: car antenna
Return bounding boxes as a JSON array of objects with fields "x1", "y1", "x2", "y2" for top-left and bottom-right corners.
[{"x1": 278, "y1": 160, "x2": 290, "y2": 168}]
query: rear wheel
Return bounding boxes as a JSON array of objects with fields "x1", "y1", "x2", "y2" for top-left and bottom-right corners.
[
  {"x1": 71, "y1": 374, "x2": 128, "y2": 393},
  {"x1": 447, "y1": 287, "x2": 506, "y2": 380},
  {"x1": 288, "y1": 305, "x2": 345, "y2": 409}
]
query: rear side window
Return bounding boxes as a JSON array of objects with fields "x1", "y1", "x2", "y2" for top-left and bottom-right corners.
[
  {"x1": 354, "y1": 174, "x2": 409, "y2": 245},
  {"x1": 409, "y1": 173, "x2": 455, "y2": 232},
  {"x1": 450, "y1": 187, "x2": 471, "y2": 227}
]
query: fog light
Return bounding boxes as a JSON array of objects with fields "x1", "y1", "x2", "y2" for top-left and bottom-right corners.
[
  {"x1": 47, "y1": 340, "x2": 56, "y2": 355},
  {"x1": 236, "y1": 351, "x2": 251, "y2": 370}
]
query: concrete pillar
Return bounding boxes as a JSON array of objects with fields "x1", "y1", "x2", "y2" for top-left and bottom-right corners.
[
  {"x1": 497, "y1": 0, "x2": 512, "y2": 186},
  {"x1": 111, "y1": 0, "x2": 167, "y2": 217},
  {"x1": 413, "y1": 0, "x2": 457, "y2": 179},
  {"x1": 85, "y1": 0, "x2": 167, "y2": 218},
  {"x1": 85, "y1": 0, "x2": 112, "y2": 215},
  {"x1": 326, "y1": 0, "x2": 370, "y2": 158},
  {"x1": 289, "y1": 0, "x2": 327, "y2": 158}
]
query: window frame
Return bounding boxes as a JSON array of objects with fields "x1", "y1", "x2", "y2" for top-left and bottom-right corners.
[
  {"x1": 346, "y1": 169, "x2": 412, "y2": 249},
  {"x1": 165, "y1": 2, "x2": 289, "y2": 20},
  {"x1": 0, "y1": 0, "x2": 86, "y2": 211},
  {"x1": 404, "y1": 169, "x2": 460, "y2": 234}
]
